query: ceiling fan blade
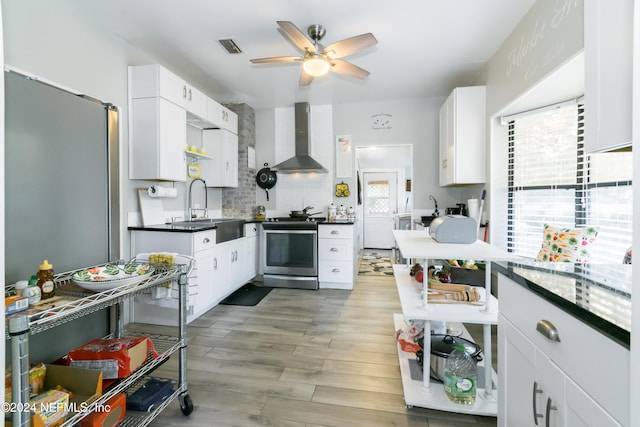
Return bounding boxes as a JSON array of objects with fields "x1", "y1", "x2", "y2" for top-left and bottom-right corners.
[
  {"x1": 330, "y1": 59, "x2": 370, "y2": 79},
  {"x1": 323, "y1": 33, "x2": 378, "y2": 58},
  {"x1": 277, "y1": 21, "x2": 316, "y2": 53},
  {"x1": 299, "y1": 71, "x2": 314, "y2": 86},
  {"x1": 250, "y1": 56, "x2": 302, "y2": 64}
]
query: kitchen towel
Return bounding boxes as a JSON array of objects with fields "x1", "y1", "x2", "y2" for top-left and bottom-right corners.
[{"x1": 148, "y1": 185, "x2": 177, "y2": 198}]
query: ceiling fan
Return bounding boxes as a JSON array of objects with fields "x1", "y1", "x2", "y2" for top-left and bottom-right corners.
[{"x1": 250, "y1": 21, "x2": 378, "y2": 86}]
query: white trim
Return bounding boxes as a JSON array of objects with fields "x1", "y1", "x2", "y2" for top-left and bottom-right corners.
[{"x1": 499, "y1": 97, "x2": 581, "y2": 125}]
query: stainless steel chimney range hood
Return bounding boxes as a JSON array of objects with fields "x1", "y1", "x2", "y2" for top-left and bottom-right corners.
[{"x1": 273, "y1": 102, "x2": 328, "y2": 173}]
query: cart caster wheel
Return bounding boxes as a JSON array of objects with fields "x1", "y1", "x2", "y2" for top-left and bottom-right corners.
[
  {"x1": 406, "y1": 404, "x2": 413, "y2": 409},
  {"x1": 180, "y1": 394, "x2": 194, "y2": 415}
]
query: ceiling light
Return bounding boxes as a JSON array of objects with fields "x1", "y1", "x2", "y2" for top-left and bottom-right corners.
[{"x1": 303, "y1": 54, "x2": 330, "y2": 77}]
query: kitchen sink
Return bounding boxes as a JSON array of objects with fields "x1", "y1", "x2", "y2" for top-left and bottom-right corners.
[{"x1": 169, "y1": 218, "x2": 245, "y2": 243}]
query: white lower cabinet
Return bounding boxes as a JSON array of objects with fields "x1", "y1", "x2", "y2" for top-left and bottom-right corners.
[
  {"x1": 193, "y1": 246, "x2": 215, "y2": 315},
  {"x1": 218, "y1": 238, "x2": 244, "y2": 295},
  {"x1": 210, "y1": 242, "x2": 229, "y2": 303},
  {"x1": 244, "y1": 223, "x2": 259, "y2": 283},
  {"x1": 318, "y1": 224, "x2": 356, "y2": 289},
  {"x1": 131, "y1": 226, "x2": 259, "y2": 322},
  {"x1": 131, "y1": 229, "x2": 219, "y2": 325},
  {"x1": 498, "y1": 274, "x2": 627, "y2": 427}
]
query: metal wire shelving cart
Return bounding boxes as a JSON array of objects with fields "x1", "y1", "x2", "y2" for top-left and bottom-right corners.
[{"x1": 6, "y1": 259, "x2": 194, "y2": 427}]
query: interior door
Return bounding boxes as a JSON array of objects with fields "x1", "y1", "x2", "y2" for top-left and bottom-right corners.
[{"x1": 363, "y1": 172, "x2": 397, "y2": 249}]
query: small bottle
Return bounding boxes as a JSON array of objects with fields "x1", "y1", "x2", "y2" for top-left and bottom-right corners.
[
  {"x1": 328, "y1": 203, "x2": 337, "y2": 222},
  {"x1": 14, "y1": 280, "x2": 29, "y2": 296},
  {"x1": 24, "y1": 275, "x2": 41, "y2": 305},
  {"x1": 36, "y1": 260, "x2": 56, "y2": 300},
  {"x1": 347, "y1": 206, "x2": 355, "y2": 219},
  {"x1": 443, "y1": 344, "x2": 477, "y2": 405}
]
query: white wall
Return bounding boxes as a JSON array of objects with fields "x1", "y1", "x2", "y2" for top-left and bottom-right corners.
[
  {"x1": 254, "y1": 105, "x2": 334, "y2": 217},
  {"x1": 254, "y1": 98, "x2": 474, "y2": 221},
  {"x1": 1, "y1": 0, "x2": 157, "y2": 260},
  {"x1": 332, "y1": 98, "x2": 467, "y2": 214},
  {"x1": 476, "y1": 0, "x2": 584, "y2": 249}
]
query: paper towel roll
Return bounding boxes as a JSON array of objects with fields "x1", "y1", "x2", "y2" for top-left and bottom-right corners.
[
  {"x1": 148, "y1": 186, "x2": 177, "y2": 198},
  {"x1": 467, "y1": 198, "x2": 480, "y2": 222}
]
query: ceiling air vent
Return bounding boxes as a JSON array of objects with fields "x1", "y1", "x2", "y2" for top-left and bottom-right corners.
[{"x1": 218, "y1": 38, "x2": 243, "y2": 54}]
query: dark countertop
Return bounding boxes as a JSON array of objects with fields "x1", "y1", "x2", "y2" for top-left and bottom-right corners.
[
  {"x1": 493, "y1": 261, "x2": 631, "y2": 348},
  {"x1": 318, "y1": 220, "x2": 356, "y2": 225},
  {"x1": 128, "y1": 218, "x2": 355, "y2": 233},
  {"x1": 128, "y1": 223, "x2": 219, "y2": 232}
]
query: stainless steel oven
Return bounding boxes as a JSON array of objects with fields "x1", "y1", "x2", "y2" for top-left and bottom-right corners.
[{"x1": 261, "y1": 219, "x2": 320, "y2": 289}]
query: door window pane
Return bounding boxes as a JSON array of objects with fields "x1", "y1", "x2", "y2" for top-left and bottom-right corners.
[{"x1": 367, "y1": 180, "x2": 390, "y2": 214}]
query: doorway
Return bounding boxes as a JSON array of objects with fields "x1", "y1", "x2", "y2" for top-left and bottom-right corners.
[
  {"x1": 363, "y1": 171, "x2": 398, "y2": 249},
  {"x1": 356, "y1": 144, "x2": 412, "y2": 250}
]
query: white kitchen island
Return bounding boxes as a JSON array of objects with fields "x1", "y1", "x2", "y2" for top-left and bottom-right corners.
[{"x1": 392, "y1": 230, "x2": 519, "y2": 416}]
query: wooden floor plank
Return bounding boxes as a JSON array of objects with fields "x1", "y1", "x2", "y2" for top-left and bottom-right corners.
[{"x1": 149, "y1": 253, "x2": 497, "y2": 426}]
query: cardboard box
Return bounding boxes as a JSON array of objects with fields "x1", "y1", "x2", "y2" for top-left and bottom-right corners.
[
  {"x1": 9, "y1": 365, "x2": 103, "y2": 427},
  {"x1": 79, "y1": 392, "x2": 126, "y2": 427},
  {"x1": 67, "y1": 337, "x2": 154, "y2": 379},
  {"x1": 31, "y1": 390, "x2": 70, "y2": 426},
  {"x1": 5, "y1": 295, "x2": 29, "y2": 315}
]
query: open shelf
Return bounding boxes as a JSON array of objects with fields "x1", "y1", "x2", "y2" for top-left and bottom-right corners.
[
  {"x1": 394, "y1": 314, "x2": 498, "y2": 416},
  {"x1": 390, "y1": 230, "x2": 518, "y2": 417},
  {"x1": 6, "y1": 262, "x2": 193, "y2": 426},
  {"x1": 393, "y1": 264, "x2": 498, "y2": 324},
  {"x1": 184, "y1": 149, "x2": 213, "y2": 160}
]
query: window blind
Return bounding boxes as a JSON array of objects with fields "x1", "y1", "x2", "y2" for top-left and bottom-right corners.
[{"x1": 507, "y1": 103, "x2": 632, "y2": 264}]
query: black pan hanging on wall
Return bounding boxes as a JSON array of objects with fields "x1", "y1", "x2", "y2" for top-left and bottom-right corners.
[{"x1": 256, "y1": 163, "x2": 277, "y2": 201}]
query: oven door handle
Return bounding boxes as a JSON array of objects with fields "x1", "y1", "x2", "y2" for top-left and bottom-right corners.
[{"x1": 263, "y1": 229, "x2": 317, "y2": 234}]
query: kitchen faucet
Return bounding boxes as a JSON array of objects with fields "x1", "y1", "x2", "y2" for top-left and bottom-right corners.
[
  {"x1": 188, "y1": 178, "x2": 208, "y2": 220},
  {"x1": 429, "y1": 195, "x2": 440, "y2": 217}
]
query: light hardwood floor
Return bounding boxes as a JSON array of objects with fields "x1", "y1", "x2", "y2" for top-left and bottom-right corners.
[{"x1": 145, "y1": 262, "x2": 498, "y2": 427}]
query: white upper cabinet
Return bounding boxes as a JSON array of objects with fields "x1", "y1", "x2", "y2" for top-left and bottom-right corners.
[
  {"x1": 439, "y1": 86, "x2": 486, "y2": 186},
  {"x1": 207, "y1": 98, "x2": 238, "y2": 134},
  {"x1": 201, "y1": 129, "x2": 238, "y2": 187},
  {"x1": 130, "y1": 96, "x2": 187, "y2": 182},
  {"x1": 584, "y1": 0, "x2": 633, "y2": 153},
  {"x1": 129, "y1": 64, "x2": 239, "y2": 182},
  {"x1": 130, "y1": 64, "x2": 207, "y2": 120}
]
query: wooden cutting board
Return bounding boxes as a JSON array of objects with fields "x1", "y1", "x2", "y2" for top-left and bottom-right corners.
[{"x1": 138, "y1": 188, "x2": 165, "y2": 226}]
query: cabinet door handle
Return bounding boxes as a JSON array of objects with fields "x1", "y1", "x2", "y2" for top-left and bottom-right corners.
[
  {"x1": 188, "y1": 88, "x2": 192, "y2": 101},
  {"x1": 183, "y1": 85, "x2": 187, "y2": 98},
  {"x1": 331, "y1": 230, "x2": 339, "y2": 235},
  {"x1": 330, "y1": 247, "x2": 339, "y2": 252},
  {"x1": 442, "y1": 159, "x2": 447, "y2": 168},
  {"x1": 213, "y1": 257, "x2": 218, "y2": 270},
  {"x1": 545, "y1": 397, "x2": 557, "y2": 427},
  {"x1": 532, "y1": 381, "x2": 544, "y2": 425},
  {"x1": 536, "y1": 320, "x2": 561, "y2": 342},
  {"x1": 332, "y1": 268, "x2": 340, "y2": 273},
  {"x1": 203, "y1": 237, "x2": 210, "y2": 244}
]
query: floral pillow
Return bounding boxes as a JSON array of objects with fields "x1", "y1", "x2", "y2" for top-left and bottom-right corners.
[{"x1": 535, "y1": 224, "x2": 599, "y2": 263}]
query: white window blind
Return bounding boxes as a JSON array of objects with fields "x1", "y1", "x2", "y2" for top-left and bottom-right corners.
[{"x1": 507, "y1": 103, "x2": 632, "y2": 264}]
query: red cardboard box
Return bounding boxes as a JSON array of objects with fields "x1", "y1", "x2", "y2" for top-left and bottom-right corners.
[
  {"x1": 67, "y1": 337, "x2": 157, "y2": 379},
  {"x1": 79, "y1": 392, "x2": 126, "y2": 427}
]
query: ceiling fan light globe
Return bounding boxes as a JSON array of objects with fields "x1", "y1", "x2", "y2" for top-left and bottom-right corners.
[{"x1": 303, "y1": 56, "x2": 330, "y2": 77}]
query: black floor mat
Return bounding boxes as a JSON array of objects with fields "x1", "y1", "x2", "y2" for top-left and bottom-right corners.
[{"x1": 219, "y1": 283, "x2": 273, "y2": 306}]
